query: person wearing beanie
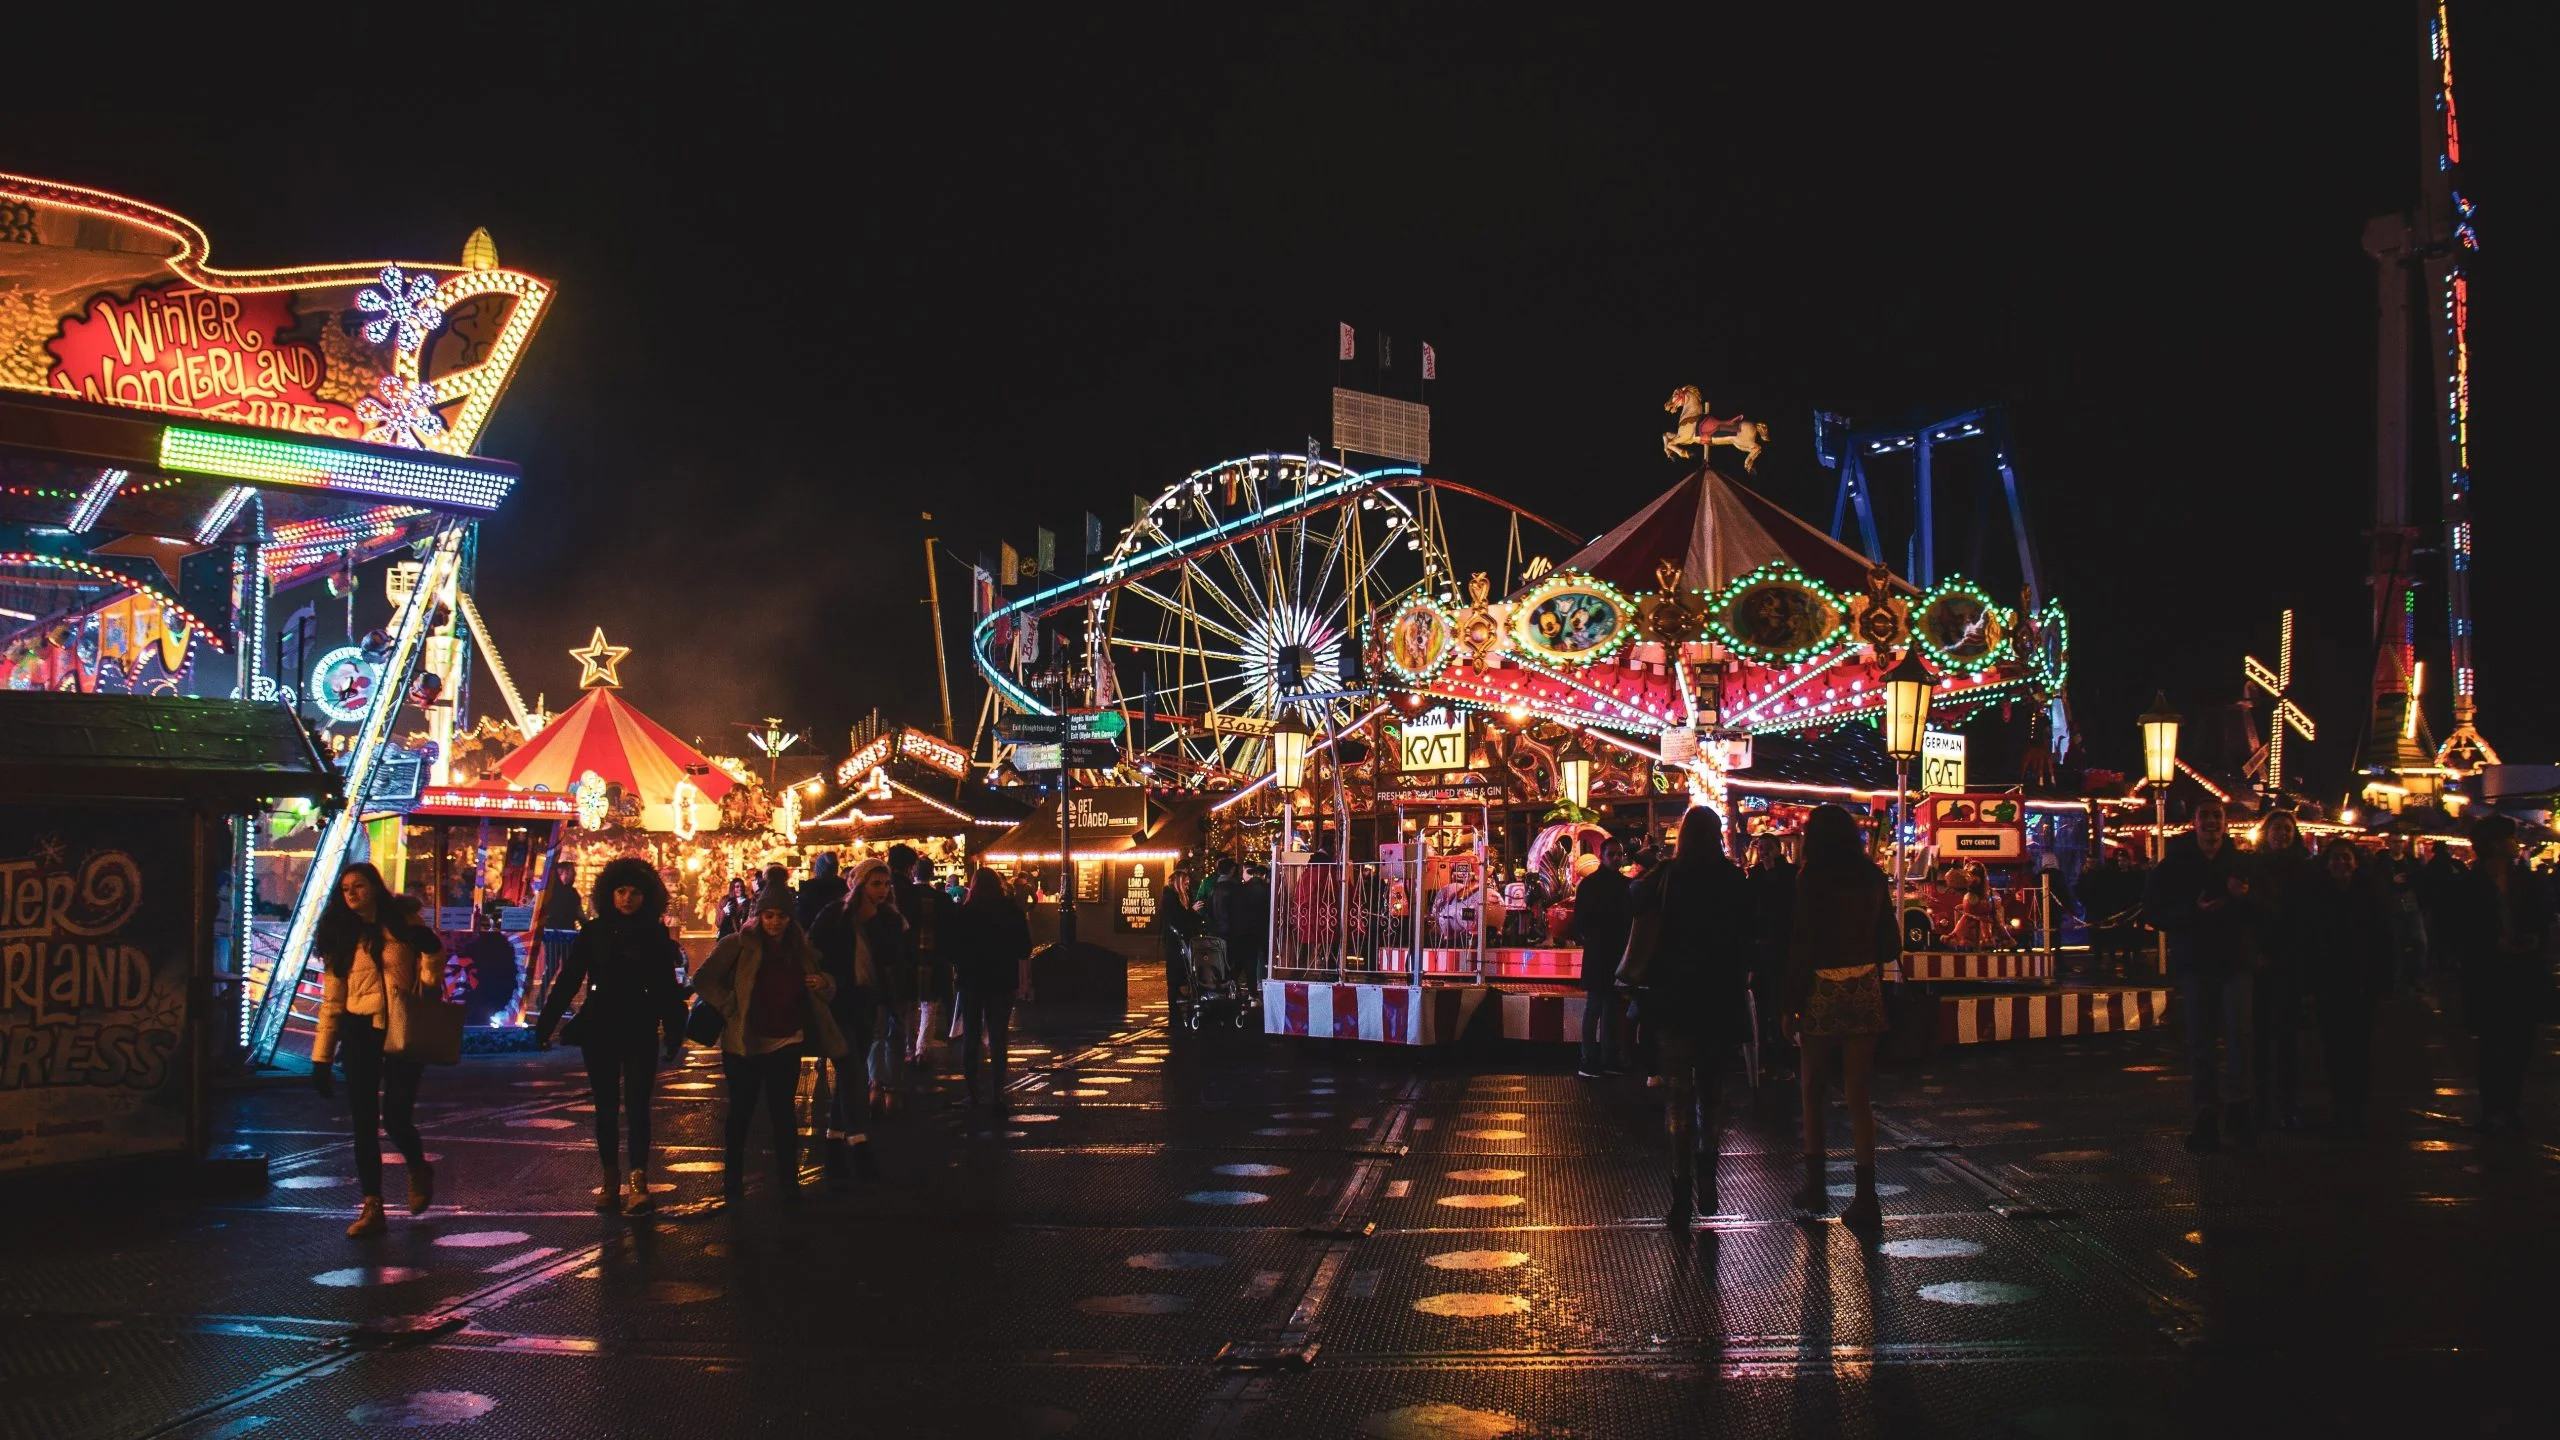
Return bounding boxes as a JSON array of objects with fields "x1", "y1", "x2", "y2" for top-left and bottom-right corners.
[
  {"x1": 535, "y1": 855, "x2": 690, "y2": 1213},
  {"x1": 1781, "y1": 805, "x2": 1897, "y2": 1234},
  {"x1": 691, "y1": 882, "x2": 848, "y2": 1202}
]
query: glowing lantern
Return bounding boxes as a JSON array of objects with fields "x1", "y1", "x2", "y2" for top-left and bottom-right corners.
[
  {"x1": 1271, "y1": 713, "x2": 1312, "y2": 793},
  {"x1": 1555, "y1": 731, "x2": 1593, "y2": 808},
  {"x1": 1881, "y1": 649, "x2": 1935, "y2": 763},
  {"x1": 2138, "y1": 692, "x2": 2181, "y2": 787}
]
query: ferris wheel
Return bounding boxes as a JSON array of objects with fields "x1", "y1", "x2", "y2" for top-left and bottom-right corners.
[{"x1": 979, "y1": 452, "x2": 1576, "y2": 787}]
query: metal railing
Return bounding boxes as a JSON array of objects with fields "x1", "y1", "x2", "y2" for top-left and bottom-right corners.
[{"x1": 1269, "y1": 857, "x2": 1420, "y2": 984}]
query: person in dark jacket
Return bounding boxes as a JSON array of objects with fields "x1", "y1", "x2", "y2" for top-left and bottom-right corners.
[
  {"x1": 715, "y1": 877, "x2": 754, "y2": 938},
  {"x1": 1781, "y1": 805, "x2": 1898, "y2": 1233},
  {"x1": 1227, "y1": 864, "x2": 1272, "y2": 987},
  {"x1": 1569, "y1": 839, "x2": 1632, "y2": 1078},
  {"x1": 1633, "y1": 807, "x2": 1755, "y2": 1230},
  {"x1": 949, "y1": 867, "x2": 1033, "y2": 1108},
  {"x1": 2297, "y1": 843, "x2": 2392, "y2": 1136},
  {"x1": 693, "y1": 884, "x2": 845, "y2": 1202},
  {"x1": 888, "y1": 844, "x2": 952, "y2": 1078},
  {"x1": 2142, "y1": 799, "x2": 2265, "y2": 1152},
  {"x1": 806, "y1": 861, "x2": 909, "y2": 1178},
  {"x1": 2450, "y1": 816, "x2": 2551, "y2": 1133},
  {"x1": 796, "y1": 852, "x2": 848, "y2": 930},
  {"x1": 2253, "y1": 812, "x2": 2314, "y2": 1129},
  {"x1": 534, "y1": 856, "x2": 689, "y2": 1213}
]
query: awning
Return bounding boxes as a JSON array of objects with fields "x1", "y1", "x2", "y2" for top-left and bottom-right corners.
[{"x1": 0, "y1": 691, "x2": 333, "y2": 805}]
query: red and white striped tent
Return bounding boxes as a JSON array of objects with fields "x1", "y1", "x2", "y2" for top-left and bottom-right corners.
[
  {"x1": 1561, "y1": 465, "x2": 1911, "y2": 595},
  {"x1": 496, "y1": 687, "x2": 732, "y2": 828}
]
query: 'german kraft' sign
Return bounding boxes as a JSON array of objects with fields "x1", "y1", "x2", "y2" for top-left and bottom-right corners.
[{"x1": 1, "y1": 805, "x2": 192, "y2": 1171}]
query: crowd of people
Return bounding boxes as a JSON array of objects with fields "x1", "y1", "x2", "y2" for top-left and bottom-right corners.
[
  {"x1": 303, "y1": 799, "x2": 2547, "y2": 1241},
  {"x1": 2142, "y1": 799, "x2": 2549, "y2": 1147}
]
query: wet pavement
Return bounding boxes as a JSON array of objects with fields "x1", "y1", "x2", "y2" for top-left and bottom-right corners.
[{"x1": 4, "y1": 979, "x2": 2553, "y2": 1439}]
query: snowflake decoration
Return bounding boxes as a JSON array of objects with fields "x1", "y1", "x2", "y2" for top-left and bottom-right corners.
[
  {"x1": 32, "y1": 833, "x2": 65, "y2": 867},
  {"x1": 355, "y1": 264, "x2": 446, "y2": 353},
  {"x1": 356, "y1": 374, "x2": 447, "y2": 448}
]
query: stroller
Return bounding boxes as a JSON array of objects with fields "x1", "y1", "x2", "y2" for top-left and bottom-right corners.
[{"x1": 1178, "y1": 933, "x2": 1256, "y2": 1030}]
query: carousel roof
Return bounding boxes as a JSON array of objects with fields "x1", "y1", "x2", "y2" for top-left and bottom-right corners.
[
  {"x1": 1559, "y1": 465, "x2": 1903, "y2": 596},
  {"x1": 496, "y1": 687, "x2": 733, "y2": 804}
]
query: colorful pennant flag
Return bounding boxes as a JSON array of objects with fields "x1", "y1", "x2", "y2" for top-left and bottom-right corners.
[
  {"x1": 999, "y1": 542, "x2": 1019, "y2": 587},
  {"x1": 1338, "y1": 323, "x2": 1355, "y2": 361},
  {"x1": 1421, "y1": 342, "x2": 1436, "y2": 380}
]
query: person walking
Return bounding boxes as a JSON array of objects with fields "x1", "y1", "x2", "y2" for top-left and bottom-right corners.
[
  {"x1": 1780, "y1": 805, "x2": 1897, "y2": 1233},
  {"x1": 533, "y1": 856, "x2": 689, "y2": 1213},
  {"x1": 806, "y1": 861, "x2": 907, "y2": 1179},
  {"x1": 691, "y1": 884, "x2": 846, "y2": 1203},
  {"x1": 311, "y1": 862, "x2": 445, "y2": 1239},
  {"x1": 2451, "y1": 816, "x2": 2551, "y2": 1134},
  {"x1": 2254, "y1": 812, "x2": 2314, "y2": 1130},
  {"x1": 1632, "y1": 807, "x2": 1754, "y2": 1229},
  {"x1": 1229, "y1": 863, "x2": 1272, "y2": 988},
  {"x1": 715, "y1": 877, "x2": 754, "y2": 938},
  {"x1": 2298, "y1": 842, "x2": 2391, "y2": 1136},
  {"x1": 1570, "y1": 838, "x2": 1632, "y2": 1078},
  {"x1": 886, "y1": 845, "x2": 952, "y2": 1080},
  {"x1": 949, "y1": 867, "x2": 1032, "y2": 1110},
  {"x1": 2143, "y1": 798, "x2": 2264, "y2": 1151},
  {"x1": 797, "y1": 853, "x2": 847, "y2": 929}
]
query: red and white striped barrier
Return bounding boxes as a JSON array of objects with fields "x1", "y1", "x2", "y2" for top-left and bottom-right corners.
[
  {"x1": 1894, "y1": 950, "x2": 2054, "y2": 983},
  {"x1": 1261, "y1": 980, "x2": 1491, "y2": 1045},
  {"x1": 1379, "y1": 947, "x2": 1587, "y2": 982},
  {"x1": 1937, "y1": 987, "x2": 2169, "y2": 1045},
  {"x1": 1498, "y1": 989, "x2": 1590, "y2": 1043}
]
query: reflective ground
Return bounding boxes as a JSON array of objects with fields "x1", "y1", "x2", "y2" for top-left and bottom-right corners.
[{"x1": 4, "y1": 978, "x2": 2552, "y2": 1438}]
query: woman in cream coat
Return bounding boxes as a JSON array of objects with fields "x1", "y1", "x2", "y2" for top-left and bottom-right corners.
[{"x1": 311, "y1": 862, "x2": 446, "y2": 1238}]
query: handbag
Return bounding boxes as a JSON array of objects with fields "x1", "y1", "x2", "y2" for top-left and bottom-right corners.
[
  {"x1": 1614, "y1": 905, "x2": 1663, "y2": 989},
  {"x1": 684, "y1": 994, "x2": 727, "y2": 1048},
  {"x1": 389, "y1": 992, "x2": 467, "y2": 1065}
]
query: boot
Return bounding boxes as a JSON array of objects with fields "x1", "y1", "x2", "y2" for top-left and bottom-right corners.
[
  {"x1": 2183, "y1": 1107, "x2": 2221, "y2": 1154},
  {"x1": 824, "y1": 1137, "x2": 852, "y2": 1182},
  {"x1": 1790, "y1": 1156, "x2": 1831, "y2": 1217},
  {"x1": 2224, "y1": 1101, "x2": 2255, "y2": 1150},
  {"x1": 346, "y1": 1196, "x2": 387, "y2": 1238},
  {"x1": 851, "y1": 1138, "x2": 881, "y2": 1181},
  {"x1": 593, "y1": 1175, "x2": 621, "y2": 1212},
  {"x1": 623, "y1": 1169, "x2": 654, "y2": 1214},
  {"x1": 1840, "y1": 1164, "x2": 1883, "y2": 1234},
  {"x1": 1695, "y1": 1154, "x2": 1719, "y2": 1218},
  {"x1": 405, "y1": 1159, "x2": 436, "y2": 1215},
  {"x1": 1665, "y1": 1174, "x2": 1692, "y2": 1231}
]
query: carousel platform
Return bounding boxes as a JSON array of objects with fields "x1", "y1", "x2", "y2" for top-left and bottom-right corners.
[
  {"x1": 1933, "y1": 981, "x2": 2171, "y2": 1045},
  {"x1": 1894, "y1": 949, "x2": 2054, "y2": 982}
]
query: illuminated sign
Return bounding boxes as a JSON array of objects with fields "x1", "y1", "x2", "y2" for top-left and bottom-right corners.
[
  {"x1": 897, "y1": 728, "x2": 969, "y2": 777},
  {"x1": 1203, "y1": 710, "x2": 1276, "y2": 738},
  {"x1": 1065, "y1": 788, "x2": 1145, "y2": 833},
  {"x1": 838, "y1": 735, "x2": 894, "y2": 784},
  {"x1": 1928, "y1": 793, "x2": 2023, "y2": 862},
  {"x1": 1921, "y1": 730, "x2": 1968, "y2": 795},
  {"x1": 1, "y1": 173, "x2": 551, "y2": 455},
  {"x1": 158, "y1": 427, "x2": 517, "y2": 513},
  {"x1": 46, "y1": 283, "x2": 362, "y2": 436},
  {"x1": 1400, "y1": 717, "x2": 1468, "y2": 773},
  {"x1": 309, "y1": 644, "x2": 380, "y2": 725}
]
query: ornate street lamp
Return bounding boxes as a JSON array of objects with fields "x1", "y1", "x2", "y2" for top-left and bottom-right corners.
[
  {"x1": 1556, "y1": 731, "x2": 1593, "y2": 809},
  {"x1": 1271, "y1": 713, "x2": 1313, "y2": 793},
  {"x1": 1879, "y1": 649, "x2": 1934, "y2": 949},
  {"x1": 2138, "y1": 690, "x2": 2180, "y2": 972}
]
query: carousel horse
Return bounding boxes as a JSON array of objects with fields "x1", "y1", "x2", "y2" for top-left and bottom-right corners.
[{"x1": 1661, "y1": 386, "x2": 1771, "y2": 473}]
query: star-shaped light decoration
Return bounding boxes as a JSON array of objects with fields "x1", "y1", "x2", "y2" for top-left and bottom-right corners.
[{"x1": 569, "y1": 627, "x2": 630, "y2": 688}]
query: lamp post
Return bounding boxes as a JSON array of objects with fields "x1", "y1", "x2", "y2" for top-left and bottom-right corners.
[
  {"x1": 1271, "y1": 712, "x2": 1312, "y2": 855},
  {"x1": 2139, "y1": 691, "x2": 2180, "y2": 974},
  {"x1": 1556, "y1": 731, "x2": 1593, "y2": 810},
  {"x1": 1880, "y1": 648, "x2": 1934, "y2": 944}
]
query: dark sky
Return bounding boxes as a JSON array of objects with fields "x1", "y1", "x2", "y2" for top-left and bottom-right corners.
[{"x1": 15, "y1": 2, "x2": 2554, "y2": 789}]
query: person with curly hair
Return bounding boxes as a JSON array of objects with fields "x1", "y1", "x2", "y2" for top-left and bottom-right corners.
[{"x1": 535, "y1": 856, "x2": 690, "y2": 1213}]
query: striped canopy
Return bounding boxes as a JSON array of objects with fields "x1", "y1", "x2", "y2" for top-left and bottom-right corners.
[
  {"x1": 496, "y1": 687, "x2": 733, "y2": 804},
  {"x1": 1558, "y1": 466, "x2": 1906, "y2": 596}
]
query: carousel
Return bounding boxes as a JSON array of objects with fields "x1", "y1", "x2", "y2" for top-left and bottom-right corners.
[{"x1": 969, "y1": 394, "x2": 2162, "y2": 1047}]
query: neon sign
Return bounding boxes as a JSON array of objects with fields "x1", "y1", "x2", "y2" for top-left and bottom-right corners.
[{"x1": 45, "y1": 282, "x2": 363, "y2": 437}]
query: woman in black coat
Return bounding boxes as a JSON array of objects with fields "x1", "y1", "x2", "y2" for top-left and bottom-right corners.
[
  {"x1": 949, "y1": 867, "x2": 1033, "y2": 1109},
  {"x1": 806, "y1": 861, "x2": 909, "y2": 1178},
  {"x1": 1631, "y1": 806, "x2": 1756, "y2": 1230},
  {"x1": 2296, "y1": 843, "x2": 2392, "y2": 1136},
  {"x1": 535, "y1": 855, "x2": 689, "y2": 1213},
  {"x1": 2451, "y1": 816, "x2": 2552, "y2": 1133}
]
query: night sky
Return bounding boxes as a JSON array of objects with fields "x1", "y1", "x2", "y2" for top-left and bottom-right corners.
[{"x1": 15, "y1": 2, "x2": 2555, "y2": 789}]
